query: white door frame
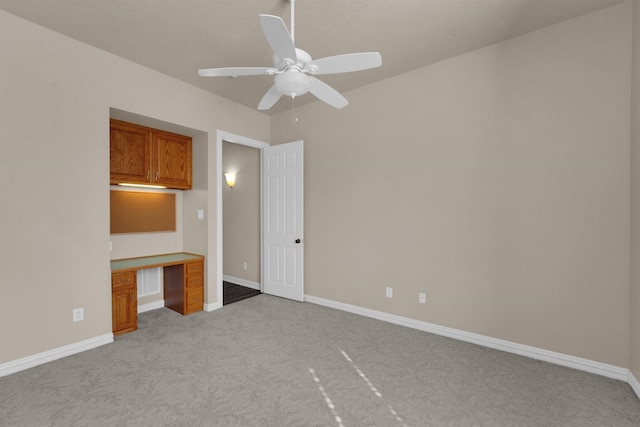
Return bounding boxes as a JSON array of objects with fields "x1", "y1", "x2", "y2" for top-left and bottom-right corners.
[{"x1": 215, "y1": 130, "x2": 269, "y2": 307}]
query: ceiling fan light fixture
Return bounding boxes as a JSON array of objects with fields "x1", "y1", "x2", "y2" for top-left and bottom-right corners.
[{"x1": 275, "y1": 70, "x2": 312, "y2": 98}]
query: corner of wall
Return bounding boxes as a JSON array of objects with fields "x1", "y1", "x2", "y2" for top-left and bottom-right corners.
[{"x1": 630, "y1": 0, "x2": 640, "y2": 385}]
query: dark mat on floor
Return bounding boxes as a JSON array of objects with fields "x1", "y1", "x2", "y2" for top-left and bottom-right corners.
[{"x1": 223, "y1": 281, "x2": 261, "y2": 305}]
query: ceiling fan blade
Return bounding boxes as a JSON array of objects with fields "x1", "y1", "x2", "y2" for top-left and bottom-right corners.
[
  {"x1": 258, "y1": 84, "x2": 283, "y2": 110},
  {"x1": 308, "y1": 77, "x2": 348, "y2": 109},
  {"x1": 198, "y1": 67, "x2": 276, "y2": 77},
  {"x1": 259, "y1": 14, "x2": 297, "y2": 62},
  {"x1": 309, "y1": 52, "x2": 382, "y2": 75}
]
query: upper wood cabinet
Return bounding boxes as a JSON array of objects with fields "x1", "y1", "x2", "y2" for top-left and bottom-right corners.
[{"x1": 110, "y1": 119, "x2": 192, "y2": 190}]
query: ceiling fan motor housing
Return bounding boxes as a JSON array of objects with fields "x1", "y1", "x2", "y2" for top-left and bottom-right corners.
[{"x1": 273, "y1": 48, "x2": 312, "y2": 71}]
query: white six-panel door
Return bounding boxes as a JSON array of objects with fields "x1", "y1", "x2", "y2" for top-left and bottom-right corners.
[{"x1": 262, "y1": 141, "x2": 304, "y2": 301}]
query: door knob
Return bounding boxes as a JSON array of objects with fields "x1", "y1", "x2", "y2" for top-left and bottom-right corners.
[{"x1": 295, "y1": 239, "x2": 301, "y2": 244}]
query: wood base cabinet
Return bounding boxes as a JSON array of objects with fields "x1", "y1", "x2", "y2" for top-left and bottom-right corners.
[
  {"x1": 185, "y1": 260, "x2": 204, "y2": 314},
  {"x1": 110, "y1": 253, "x2": 205, "y2": 336},
  {"x1": 111, "y1": 271, "x2": 137, "y2": 335},
  {"x1": 165, "y1": 259, "x2": 204, "y2": 315}
]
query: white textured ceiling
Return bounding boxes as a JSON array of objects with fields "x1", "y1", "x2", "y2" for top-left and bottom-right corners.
[{"x1": 0, "y1": 0, "x2": 625, "y2": 114}]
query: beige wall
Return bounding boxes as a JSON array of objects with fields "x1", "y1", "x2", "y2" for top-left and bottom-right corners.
[
  {"x1": 631, "y1": 0, "x2": 640, "y2": 381},
  {"x1": 0, "y1": 10, "x2": 269, "y2": 364},
  {"x1": 222, "y1": 142, "x2": 261, "y2": 283},
  {"x1": 273, "y1": 3, "x2": 632, "y2": 367}
]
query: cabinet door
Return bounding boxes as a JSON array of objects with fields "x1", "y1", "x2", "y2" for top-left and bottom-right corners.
[
  {"x1": 185, "y1": 260, "x2": 204, "y2": 314},
  {"x1": 112, "y1": 283, "x2": 137, "y2": 335},
  {"x1": 153, "y1": 131, "x2": 192, "y2": 189},
  {"x1": 185, "y1": 286, "x2": 204, "y2": 315},
  {"x1": 110, "y1": 119, "x2": 152, "y2": 185}
]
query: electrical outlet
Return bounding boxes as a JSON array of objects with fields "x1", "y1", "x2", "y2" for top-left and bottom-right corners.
[
  {"x1": 197, "y1": 209, "x2": 204, "y2": 219},
  {"x1": 242, "y1": 262, "x2": 248, "y2": 271},
  {"x1": 419, "y1": 293, "x2": 426, "y2": 304},
  {"x1": 73, "y1": 308, "x2": 84, "y2": 322},
  {"x1": 386, "y1": 287, "x2": 393, "y2": 298}
]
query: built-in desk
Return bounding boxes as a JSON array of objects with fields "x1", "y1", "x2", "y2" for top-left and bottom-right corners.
[{"x1": 110, "y1": 252, "x2": 205, "y2": 335}]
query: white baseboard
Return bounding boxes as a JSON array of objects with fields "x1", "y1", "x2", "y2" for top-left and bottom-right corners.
[
  {"x1": 0, "y1": 333, "x2": 113, "y2": 378},
  {"x1": 223, "y1": 274, "x2": 261, "y2": 291},
  {"x1": 629, "y1": 370, "x2": 640, "y2": 399},
  {"x1": 138, "y1": 299, "x2": 222, "y2": 313},
  {"x1": 138, "y1": 300, "x2": 164, "y2": 313},
  {"x1": 204, "y1": 302, "x2": 222, "y2": 312},
  {"x1": 304, "y1": 295, "x2": 634, "y2": 388}
]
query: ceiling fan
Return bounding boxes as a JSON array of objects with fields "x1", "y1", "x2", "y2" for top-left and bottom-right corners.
[{"x1": 198, "y1": 0, "x2": 382, "y2": 111}]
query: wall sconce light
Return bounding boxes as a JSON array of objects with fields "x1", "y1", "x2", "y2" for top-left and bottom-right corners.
[{"x1": 224, "y1": 172, "x2": 237, "y2": 188}]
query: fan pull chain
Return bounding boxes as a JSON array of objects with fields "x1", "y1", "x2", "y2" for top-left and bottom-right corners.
[{"x1": 291, "y1": 96, "x2": 299, "y2": 124}]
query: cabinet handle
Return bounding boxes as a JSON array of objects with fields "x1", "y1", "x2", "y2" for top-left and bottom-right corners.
[
  {"x1": 146, "y1": 171, "x2": 150, "y2": 180},
  {"x1": 155, "y1": 171, "x2": 159, "y2": 181}
]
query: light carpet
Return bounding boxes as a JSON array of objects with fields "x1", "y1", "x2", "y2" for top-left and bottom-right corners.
[{"x1": 1, "y1": 295, "x2": 639, "y2": 426}]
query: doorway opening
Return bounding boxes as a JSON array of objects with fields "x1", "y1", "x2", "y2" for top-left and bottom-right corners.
[
  {"x1": 216, "y1": 131, "x2": 269, "y2": 307},
  {"x1": 222, "y1": 140, "x2": 262, "y2": 305},
  {"x1": 215, "y1": 131, "x2": 305, "y2": 307}
]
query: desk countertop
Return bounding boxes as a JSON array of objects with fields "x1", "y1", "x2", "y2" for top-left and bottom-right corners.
[{"x1": 110, "y1": 252, "x2": 204, "y2": 273}]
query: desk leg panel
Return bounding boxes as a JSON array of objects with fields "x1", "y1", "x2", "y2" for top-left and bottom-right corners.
[{"x1": 164, "y1": 264, "x2": 185, "y2": 314}]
